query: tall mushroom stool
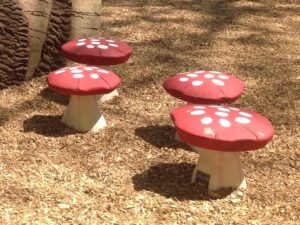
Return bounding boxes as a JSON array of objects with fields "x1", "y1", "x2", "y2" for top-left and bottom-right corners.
[
  {"x1": 171, "y1": 104, "x2": 274, "y2": 192},
  {"x1": 47, "y1": 66, "x2": 121, "y2": 132},
  {"x1": 61, "y1": 37, "x2": 132, "y2": 102},
  {"x1": 163, "y1": 70, "x2": 244, "y2": 104}
]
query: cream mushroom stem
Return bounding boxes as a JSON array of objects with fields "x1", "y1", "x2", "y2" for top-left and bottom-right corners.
[
  {"x1": 96, "y1": 65, "x2": 119, "y2": 102},
  {"x1": 61, "y1": 95, "x2": 107, "y2": 132},
  {"x1": 191, "y1": 147, "x2": 247, "y2": 192},
  {"x1": 99, "y1": 89, "x2": 119, "y2": 102}
]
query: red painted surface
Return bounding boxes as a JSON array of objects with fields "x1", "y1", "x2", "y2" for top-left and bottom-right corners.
[
  {"x1": 163, "y1": 71, "x2": 244, "y2": 104},
  {"x1": 61, "y1": 37, "x2": 132, "y2": 65},
  {"x1": 171, "y1": 104, "x2": 274, "y2": 152},
  {"x1": 47, "y1": 66, "x2": 121, "y2": 95}
]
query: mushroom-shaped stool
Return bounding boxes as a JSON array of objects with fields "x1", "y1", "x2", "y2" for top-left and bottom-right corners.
[
  {"x1": 47, "y1": 66, "x2": 121, "y2": 132},
  {"x1": 61, "y1": 37, "x2": 132, "y2": 101},
  {"x1": 164, "y1": 70, "x2": 245, "y2": 142},
  {"x1": 171, "y1": 104, "x2": 274, "y2": 192},
  {"x1": 163, "y1": 70, "x2": 244, "y2": 104}
]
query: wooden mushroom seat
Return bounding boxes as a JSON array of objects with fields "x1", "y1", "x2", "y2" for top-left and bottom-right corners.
[
  {"x1": 61, "y1": 37, "x2": 133, "y2": 65},
  {"x1": 47, "y1": 66, "x2": 121, "y2": 132},
  {"x1": 163, "y1": 70, "x2": 245, "y2": 143},
  {"x1": 61, "y1": 37, "x2": 132, "y2": 102},
  {"x1": 171, "y1": 104, "x2": 275, "y2": 192},
  {"x1": 163, "y1": 70, "x2": 245, "y2": 104}
]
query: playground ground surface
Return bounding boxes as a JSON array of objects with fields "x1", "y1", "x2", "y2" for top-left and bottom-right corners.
[{"x1": 0, "y1": 0, "x2": 299, "y2": 224}]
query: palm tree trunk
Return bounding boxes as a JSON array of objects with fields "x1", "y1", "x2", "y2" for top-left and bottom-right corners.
[{"x1": 0, "y1": 0, "x2": 102, "y2": 89}]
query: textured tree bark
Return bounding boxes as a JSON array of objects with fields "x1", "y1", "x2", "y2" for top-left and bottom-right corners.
[
  {"x1": 71, "y1": 0, "x2": 102, "y2": 39},
  {"x1": 0, "y1": 0, "x2": 29, "y2": 88},
  {"x1": 18, "y1": 0, "x2": 53, "y2": 80},
  {"x1": 0, "y1": 0, "x2": 102, "y2": 89},
  {"x1": 34, "y1": 0, "x2": 72, "y2": 76}
]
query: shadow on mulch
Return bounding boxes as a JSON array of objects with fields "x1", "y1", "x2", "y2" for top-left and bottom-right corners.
[
  {"x1": 0, "y1": 106, "x2": 12, "y2": 126},
  {"x1": 23, "y1": 115, "x2": 76, "y2": 137},
  {"x1": 40, "y1": 87, "x2": 69, "y2": 106},
  {"x1": 134, "y1": 125, "x2": 192, "y2": 152},
  {"x1": 132, "y1": 162, "x2": 215, "y2": 201}
]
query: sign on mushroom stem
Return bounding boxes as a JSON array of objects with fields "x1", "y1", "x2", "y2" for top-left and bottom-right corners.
[
  {"x1": 47, "y1": 66, "x2": 121, "y2": 132},
  {"x1": 171, "y1": 104, "x2": 275, "y2": 192}
]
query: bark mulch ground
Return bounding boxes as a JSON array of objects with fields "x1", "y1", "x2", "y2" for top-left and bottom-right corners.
[{"x1": 0, "y1": 0, "x2": 299, "y2": 224}]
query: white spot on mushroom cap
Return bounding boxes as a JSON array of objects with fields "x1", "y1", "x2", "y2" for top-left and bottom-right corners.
[
  {"x1": 71, "y1": 69, "x2": 83, "y2": 73},
  {"x1": 55, "y1": 70, "x2": 66, "y2": 74},
  {"x1": 235, "y1": 117, "x2": 250, "y2": 124},
  {"x1": 91, "y1": 41, "x2": 101, "y2": 45},
  {"x1": 76, "y1": 42, "x2": 86, "y2": 46},
  {"x1": 97, "y1": 69, "x2": 109, "y2": 74},
  {"x1": 195, "y1": 70, "x2": 205, "y2": 74},
  {"x1": 190, "y1": 110, "x2": 205, "y2": 115},
  {"x1": 73, "y1": 74, "x2": 84, "y2": 79},
  {"x1": 87, "y1": 44, "x2": 95, "y2": 48},
  {"x1": 186, "y1": 73, "x2": 198, "y2": 77},
  {"x1": 90, "y1": 74, "x2": 99, "y2": 79},
  {"x1": 215, "y1": 111, "x2": 229, "y2": 117},
  {"x1": 108, "y1": 43, "x2": 119, "y2": 47},
  {"x1": 212, "y1": 79, "x2": 225, "y2": 86},
  {"x1": 219, "y1": 118, "x2": 231, "y2": 127},
  {"x1": 98, "y1": 45, "x2": 109, "y2": 49},
  {"x1": 204, "y1": 127, "x2": 215, "y2": 136},
  {"x1": 192, "y1": 80, "x2": 203, "y2": 86},
  {"x1": 106, "y1": 39, "x2": 115, "y2": 43},
  {"x1": 218, "y1": 75, "x2": 229, "y2": 79},
  {"x1": 239, "y1": 112, "x2": 253, "y2": 117},
  {"x1": 173, "y1": 71, "x2": 230, "y2": 87},
  {"x1": 70, "y1": 67, "x2": 78, "y2": 70},
  {"x1": 210, "y1": 71, "x2": 222, "y2": 74},
  {"x1": 201, "y1": 117, "x2": 213, "y2": 125},
  {"x1": 185, "y1": 106, "x2": 254, "y2": 129},
  {"x1": 217, "y1": 107, "x2": 231, "y2": 112},
  {"x1": 194, "y1": 106, "x2": 206, "y2": 109},
  {"x1": 84, "y1": 67, "x2": 93, "y2": 71},
  {"x1": 204, "y1": 74, "x2": 215, "y2": 79},
  {"x1": 257, "y1": 131, "x2": 265, "y2": 137},
  {"x1": 179, "y1": 77, "x2": 189, "y2": 82},
  {"x1": 78, "y1": 38, "x2": 86, "y2": 42},
  {"x1": 229, "y1": 107, "x2": 239, "y2": 111}
]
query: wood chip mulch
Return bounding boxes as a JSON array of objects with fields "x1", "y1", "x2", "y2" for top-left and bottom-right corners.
[{"x1": 0, "y1": 0, "x2": 299, "y2": 224}]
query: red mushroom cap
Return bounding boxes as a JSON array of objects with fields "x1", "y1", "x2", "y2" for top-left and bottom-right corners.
[
  {"x1": 61, "y1": 37, "x2": 133, "y2": 65},
  {"x1": 163, "y1": 71, "x2": 244, "y2": 104},
  {"x1": 47, "y1": 66, "x2": 121, "y2": 95},
  {"x1": 171, "y1": 104, "x2": 274, "y2": 152}
]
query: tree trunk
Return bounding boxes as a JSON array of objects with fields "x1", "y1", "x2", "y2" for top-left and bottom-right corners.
[
  {"x1": 0, "y1": 0, "x2": 102, "y2": 89},
  {"x1": 0, "y1": 0, "x2": 29, "y2": 88}
]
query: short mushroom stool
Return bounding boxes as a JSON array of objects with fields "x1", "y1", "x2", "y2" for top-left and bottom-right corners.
[
  {"x1": 61, "y1": 37, "x2": 132, "y2": 101},
  {"x1": 47, "y1": 66, "x2": 121, "y2": 132},
  {"x1": 163, "y1": 70, "x2": 244, "y2": 104},
  {"x1": 171, "y1": 104, "x2": 274, "y2": 192}
]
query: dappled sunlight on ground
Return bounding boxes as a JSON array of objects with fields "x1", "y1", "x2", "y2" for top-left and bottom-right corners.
[{"x1": 0, "y1": 0, "x2": 299, "y2": 223}]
